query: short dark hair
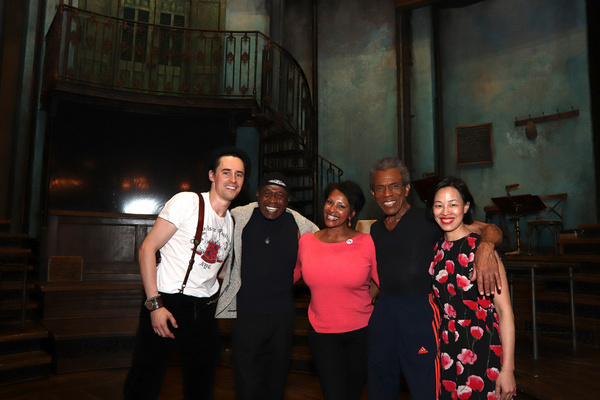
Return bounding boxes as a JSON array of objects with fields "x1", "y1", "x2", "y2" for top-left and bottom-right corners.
[
  {"x1": 323, "y1": 180, "x2": 366, "y2": 217},
  {"x1": 206, "y1": 146, "x2": 251, "y2": 179},
  {"x1": 369, "y1": 157, "x2": 411, "y2": 190},
  {"x1": 426, "y1": 176, "x2": 476, "y2": 224}
]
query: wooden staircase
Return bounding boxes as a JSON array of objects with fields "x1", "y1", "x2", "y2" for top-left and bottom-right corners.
[
  {"x1": 261, "y1": 125, "x2": 342, "y2": 223},
  {"x1": 0, "y1": 220, "x2": 51, "y2": 386}
]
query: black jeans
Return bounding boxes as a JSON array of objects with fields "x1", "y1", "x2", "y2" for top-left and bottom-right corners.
[
  {"x1": 124, "y1": 292, "x2": 222, "y2": 400},
  {"x1": 309, "y1": 326, "x2": 368, "y2": 400}
]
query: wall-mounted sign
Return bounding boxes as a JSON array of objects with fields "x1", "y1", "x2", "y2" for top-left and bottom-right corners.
[{"x1": 455, "y1": 122, "x2": 493, "y2": 166}]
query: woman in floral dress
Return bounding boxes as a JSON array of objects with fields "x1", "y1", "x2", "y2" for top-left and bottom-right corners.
[{"x1": 426, "y1": 177, "x2": 516, "y2": 400}]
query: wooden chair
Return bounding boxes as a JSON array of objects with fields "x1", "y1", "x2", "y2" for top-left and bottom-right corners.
[{"x1": 527, "y1": 193, "x2": 567, "y2": 254}]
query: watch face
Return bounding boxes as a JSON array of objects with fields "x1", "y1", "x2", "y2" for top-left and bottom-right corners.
[{"x1": 145, "y1": 299, "x2": 154, "y2": 310}]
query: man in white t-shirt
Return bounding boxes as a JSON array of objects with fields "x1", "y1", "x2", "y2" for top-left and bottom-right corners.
[{"x1": 124, "y1": 147, "x2": 250, "y2": 400}]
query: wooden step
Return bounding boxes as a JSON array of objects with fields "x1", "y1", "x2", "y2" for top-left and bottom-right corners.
[
  {"x1": 0, "y1": 321, "x2": 51, "y2": 386},
  {"x1": 0, "y1": 232, "x2": 28, "y2": 239},
  {"x1": 0, "y1": 248, "x2": 32, "y2": 258},
  {"x1": 0, "y1": 351, "x2": 51, "y2": 372},
  {"x1": 42, "y1": 317, "x2": 140, "y2": 374},
  {"x1": 39, "y1": 279, "x2": 143, "y2": 292},
  {"x1": 41, "y1": 317, "x2": 139, "y2": 341},
  {"x1": 0, "y1": 321, "x2": 49, "y2": 343},
  {"x1": 0, "y1": 281, "x2": 36, "y2": 291},
  {"x1": 0, "y1": 300, "x2": 38, "y2": 312},
  {"x1": 39, "y1": 280, "x2": 144, "y2": 320}
]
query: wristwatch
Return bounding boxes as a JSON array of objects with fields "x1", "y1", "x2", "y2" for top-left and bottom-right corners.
[{"x1": 145, "y1": 295, "x2": 163, "y2": 311}]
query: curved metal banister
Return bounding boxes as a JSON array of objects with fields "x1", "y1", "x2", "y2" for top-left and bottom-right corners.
[{"x1": 42, "y1": 4, "x2": 314, "y2": 151}]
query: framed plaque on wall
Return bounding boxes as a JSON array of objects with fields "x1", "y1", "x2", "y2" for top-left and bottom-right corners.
[{"x1": 455, "y1": 122, "x2": 493, "y2": 166}]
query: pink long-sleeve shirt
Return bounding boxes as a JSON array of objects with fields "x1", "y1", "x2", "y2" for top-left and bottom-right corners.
[{"x1": 294, "y1": 232, "x2": 379, "y2": 333}]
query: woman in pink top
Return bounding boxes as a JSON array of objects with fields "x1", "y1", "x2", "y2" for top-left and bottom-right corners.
[{"x1": 295, "y1": 180, "x2": 378, "y2": 400}]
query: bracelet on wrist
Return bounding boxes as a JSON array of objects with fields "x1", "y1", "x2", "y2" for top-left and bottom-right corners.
[{"x1": 144, "y1": 294, "x2": 163, "y2": 311}]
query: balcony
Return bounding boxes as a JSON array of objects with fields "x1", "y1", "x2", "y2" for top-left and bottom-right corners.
[{"x1": 42, "y1": 4, "x2": 314, "y2": 149}]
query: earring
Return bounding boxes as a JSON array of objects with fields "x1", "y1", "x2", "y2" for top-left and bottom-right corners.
[{"x1": 348, "y1": 217, "x2": 352, "y2": 227}]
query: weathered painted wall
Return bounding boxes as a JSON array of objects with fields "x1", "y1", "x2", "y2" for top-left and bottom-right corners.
[
  {"x1": 226, "y1": 0, "x2": 269, "y2": 33},
  {"x1": 410, "y1": 7, "x2": 436, "y2": 181},
  {"x1": 317, "y1": 0, "x2": 398, "y2": 219},
  {"x1": 283, "y1": 0, "x2": 313, "y2": 95},
  {"x1": 436, "y1": 0, "x2": 595, "y2": 237}
]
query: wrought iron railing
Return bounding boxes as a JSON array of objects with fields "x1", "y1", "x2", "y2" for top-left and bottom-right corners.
[
  {"x1": 42, "y1": 4, "x2": 314, "y2": 148},
  {"x1": 317, "y1": 155, "x2": 344, "y2": 194}
]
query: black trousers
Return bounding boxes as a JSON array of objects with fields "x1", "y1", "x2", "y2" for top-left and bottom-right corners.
[
  {"x1": 308, "y1": 326, "x2": 368, "y2": 400},
  {"x1": 231, "y1": 311, "x2": 296, "y2": 400},
  {"x1": 124, "y1": 292, "x2": 222, "y2": 400}
]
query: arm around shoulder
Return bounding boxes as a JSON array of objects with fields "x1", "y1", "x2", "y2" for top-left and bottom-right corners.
[{"x1": 467, "y1": 221, "x2": 503, "y2": 296}]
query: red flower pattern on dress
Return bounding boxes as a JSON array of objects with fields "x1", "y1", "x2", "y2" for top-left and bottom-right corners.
[
  {"x1": 448, "y1": 319, "x2": 456, "y2": 332},
  {"x1": 448, "y1": 283, "x2": 457, "y2": 295},
  {"x1": 470, "y1": 326, "x2": 484, "y2": 340},
  {"x1": 429, "y1": 261, "x2": 436, "y2": 276},
  {"x1": 457, "y1": 348, "x2": 477, "y2": 365},
  {"x1": 434, "y1": 249, "x2": 445, "y2": 263},
  {"x1": 431, "y1": 233, "x2": 511, "y2": 399},
  {"x1": 477, "y1": 296, "x2": 492, "y2": 308},
  {"x1": 442, "y1": 329, "x2": 450, "y2": 344},
  {"x1": 442, "y1": 380, "x2": 457, "y2": 392},
  {"x1": 437, "y1": 269, "x2": 449, "y2": 283},
  {"x1": 490, "y1": 345, "x2": 502, "y2": 357},
  {"x1": 466, "y1": 375, "x2": 485, "y2": 391},
  {"x1": 458, "y1": 253, "x2": 470, "y2": 266},
  {"x1": 457, "y1": 361, "x2": 464, "y2": 375},
  {"x1": 486, "y1": 367, "x2": 500, "y2": 381},
  {"x1": 444, "y1": 303, "x2": 457, "y2": 318},
  {"x1": 475, "y1": 307, "x2": 487, "y2": 320},
  {"x1": 442, "y1": 352, "x2": 454, "y2": 370},
  {"x1": 457, "y1": 274, "x2": 473, "y2": 291},
  {"x1": 457, "y1": 385, "x2": 472, "y2": 399},
  {"x1": 463, "y1": 300, "x2": 479, "y2": 310},
  {"x1": 446, "y1": 260, "x2": 455, "y2": 274},
  {"x1": 467, "y1": 236, "x2": 477, "y2": 249}
]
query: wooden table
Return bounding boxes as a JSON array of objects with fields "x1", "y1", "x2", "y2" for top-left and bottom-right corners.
[{"x1": 504, "y1": 254, "x2": 581, "y2": 361}]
